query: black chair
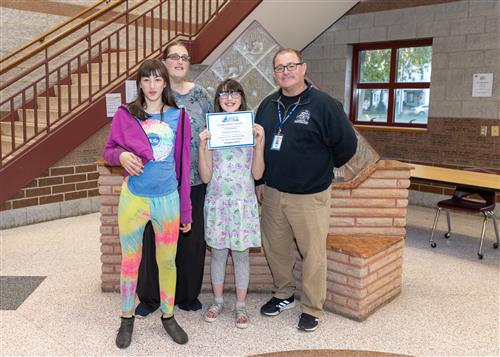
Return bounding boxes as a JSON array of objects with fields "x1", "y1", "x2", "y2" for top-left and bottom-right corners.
[{"x1": 429, "y1": 185, "x2": 499, "y2": 259}]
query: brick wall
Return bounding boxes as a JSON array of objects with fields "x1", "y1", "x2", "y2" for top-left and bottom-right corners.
[
  {"x1": 201, "y1": 249, "x2": 274, "y2": 294},
  {"x1": 1, "y1": 163, "x2": 99, "y2": 212},
  {"x1": 329, "y1": 160, "x2": 410, "y2": 236},
  {"x1": 98, "y1": 160, "x2": 410, "y2": 321},
  {"x1": 357, "y1": 117, "x2": 500, "y2": 173},
  {"x1": 98, "y1": 160, "x2": 411, "y2": 299},
  {"x1": 0, "y1": 124, "x2": 109, "y2": 229},
  {"x1": 321, "y1": 238, "x2": 403, "y2": 321}
]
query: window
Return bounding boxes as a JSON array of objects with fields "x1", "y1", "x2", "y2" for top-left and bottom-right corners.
[{"x1": 350, "y1": 39, "x2": 432, "y2": 128}]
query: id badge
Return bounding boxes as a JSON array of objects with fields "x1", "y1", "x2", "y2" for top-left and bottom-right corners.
[{"x1": 271, "y1": 134, "x2": 283, "y2": 151}]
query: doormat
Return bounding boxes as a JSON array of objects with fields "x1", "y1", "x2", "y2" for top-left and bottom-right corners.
[{"x1": 0, "y1": 276, "x2": 46, "y2": 310}]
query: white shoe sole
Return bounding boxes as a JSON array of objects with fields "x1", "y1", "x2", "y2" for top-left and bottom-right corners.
[
  {"x1": 261, "y1": 300, "x2": 296, "y2": 316},
  {"x1": 298, "y1": 324, "x2": 318, "y2": 332}
]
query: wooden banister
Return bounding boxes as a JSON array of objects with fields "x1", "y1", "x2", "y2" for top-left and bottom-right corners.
[
  {"x1": 0, "y1": 0, "x2": 128, "y2": 74},
  {"x1": 0, "y1": 0, "x2": 113, "y2": 65}
]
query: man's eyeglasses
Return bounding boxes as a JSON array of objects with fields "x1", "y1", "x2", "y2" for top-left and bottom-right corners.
[
  {"x1": 273, "y1": 62, "x2": 303, "y2": 73},
  {"x1": 166, "y1": 54, "x2": 191, "y2": 62},
  {"x1": 219, "y1": 91, "x2": 241, "y2": 99}
]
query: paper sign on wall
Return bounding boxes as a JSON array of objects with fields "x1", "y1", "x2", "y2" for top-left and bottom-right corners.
[
  {"x1": 106, "y1": 93, "x2": 122, "y2": 117},
  {"x1": 472, "y1": 73, "x2": 493, "y2": 97},
  {"x1": 125, "y1": 80, "x2": 138, "y2": 103}
]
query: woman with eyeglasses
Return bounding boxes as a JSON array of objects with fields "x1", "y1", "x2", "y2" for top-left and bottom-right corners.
[
  {"x1": 134, "y1": 41, "x2": 212, "y2": 318},
  {"x1": 198, "y1": 79, "x2": 264, "y2": 329}
]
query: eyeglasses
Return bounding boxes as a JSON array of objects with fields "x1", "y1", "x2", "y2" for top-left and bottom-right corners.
[
  {"x1": 166, "y1": 53, "x2": 191, "y2": 62},
  {"x1": 218, "y1": 91, "x2": 241, "y2": 99},
  {"x1": 273, "y1": 62, "x2": 303, "y2": 73}
]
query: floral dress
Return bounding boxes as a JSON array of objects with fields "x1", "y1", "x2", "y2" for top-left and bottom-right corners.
[{"x1": 204, "y1": 146, "x2": 261, "y2": 251}]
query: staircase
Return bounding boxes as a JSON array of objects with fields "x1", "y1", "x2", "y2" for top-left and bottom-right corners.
[
  {"x1": 0, "y1": 0, "x2": 262, "y2": 204},
  {"x1": 1, "y1": 51, "x2": 127, "y2": 155}
]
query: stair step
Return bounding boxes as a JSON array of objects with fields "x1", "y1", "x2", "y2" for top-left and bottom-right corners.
[
  {"x1": 70, "y1": 72, "x2": 112, "y2": 86},
  {"x1": 1, "y1": 121, "x2": 45, "y2": 139},
  {"x1": 1, "y1": 132, "x2": 35, "y2": 156},
  {"x1": 54, "y1": 84, "x2": 98, "y2": 99},
  {"x1": 88, "y1": 61, "x2": 128, "y2": 74},
  {"x1": 1, "y1": 138, "x2": 16, "y2": 155},
  {"x1": 36, "y1": 97, "x2": 78, "y2": 113},
  {"x1": 1, "y1": 133, "x2": 24, "y2": 149},
  {"x1": 17, "y1": 109, "x2": 58, "y2": 124},
  {"x1": 104, "y1": 51, "x2": 139, "y2": 64}
]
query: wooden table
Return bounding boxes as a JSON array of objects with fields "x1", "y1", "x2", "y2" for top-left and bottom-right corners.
[
  {"x1": 410, "y1": 164, "x2": 500, "y2": 191},
  {"x1": 411, "y1": 164, "x2": 500, "y2": 260}
]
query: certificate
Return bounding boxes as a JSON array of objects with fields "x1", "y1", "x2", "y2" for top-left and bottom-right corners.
[{"x1": 206, "y1": 111, "x2": 255, "y2": 149}]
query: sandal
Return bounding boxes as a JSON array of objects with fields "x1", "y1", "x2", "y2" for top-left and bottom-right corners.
[
  {"x1": 204, "y1": 303, "x2": 223, "y2": 322},
  {"x1": 235, "y1": 306, "x2": 249, "y2": 329}
]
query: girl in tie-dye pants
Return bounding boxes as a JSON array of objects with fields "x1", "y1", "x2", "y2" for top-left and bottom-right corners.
[
  {"x1": 103, "y1": 59, "x2": 192, "y2": 349},
  {"x1": 118, "y1": 184, "x2": 179, "y2": 317}
]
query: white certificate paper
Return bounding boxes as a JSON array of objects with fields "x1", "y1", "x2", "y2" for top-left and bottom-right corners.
[{"x1": 206, "y1": 111, "x2": 254, "y2": 149}]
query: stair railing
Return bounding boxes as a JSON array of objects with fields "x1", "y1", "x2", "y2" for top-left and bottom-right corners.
[
  {"x1": 0, "y1": 0, "x2": 113, "y2": 69},
  {"x1": 0, "y1": 0, "x2": 229, "y2": 166}
]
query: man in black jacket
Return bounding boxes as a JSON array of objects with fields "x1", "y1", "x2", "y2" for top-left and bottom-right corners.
[{"x1": 255, "y1": 48, "x2": 357, "y2": 332}]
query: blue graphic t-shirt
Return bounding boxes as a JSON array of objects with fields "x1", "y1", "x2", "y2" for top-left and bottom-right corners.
[{"x1": 128, "y1": 108, "x2": 180, "y2": 197}]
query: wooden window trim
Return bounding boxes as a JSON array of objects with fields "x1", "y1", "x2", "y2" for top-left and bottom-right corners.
[{"x1": 350, "y1": 38, "x2": 433, "y2": 129}]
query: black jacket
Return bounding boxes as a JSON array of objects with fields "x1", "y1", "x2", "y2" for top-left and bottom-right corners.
[{"x1": 255, "y1": 84, "x2": 357, "y2": 194}]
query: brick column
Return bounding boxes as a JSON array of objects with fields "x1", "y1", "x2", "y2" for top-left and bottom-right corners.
[
  {"x1": 330, "y1": 160, "x2": 411, "y2": 237},
  {"x1": 97, "y1": 162, "x2": 123, "y2": 292}
]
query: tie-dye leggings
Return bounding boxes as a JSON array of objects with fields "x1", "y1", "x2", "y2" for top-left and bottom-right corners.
[{"x1": 118, "y1": 183, "x2": 179, "y2": 317}]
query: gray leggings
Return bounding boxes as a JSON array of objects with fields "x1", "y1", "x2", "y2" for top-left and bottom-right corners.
[{"x1": 210, "y1": 248, "x2": 249, "y2": 290}]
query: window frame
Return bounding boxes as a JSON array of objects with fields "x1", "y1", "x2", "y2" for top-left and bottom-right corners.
[{"x1": 350, "y1": 38, "x2": 433, "y2": 128}]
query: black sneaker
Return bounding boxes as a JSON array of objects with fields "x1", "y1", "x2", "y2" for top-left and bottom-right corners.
[
  {"x1": 115, "y1": 316, "x2": 134, "y2": 349},
  {"x1": 260, "y1": 295, "x2": 295, "y2": 316},
  {"x1": 134, "y1": 302, "x2": 157, "y2": 318},
  {"x1": 161, "y1": 316, "x2": 188, "y2": 345},
  {"x1": 178, "y1": 298, "x2": 202, "y2": 312},
  {"x1": 297, "y1": 313, "x2": 319, "y2": 332}
]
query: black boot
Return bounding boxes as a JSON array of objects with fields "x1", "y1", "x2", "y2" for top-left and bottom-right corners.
[
  {"x1": 116, "y1": 316, "x2": 134, "y2": 349},
  {"x1": 161, "y1": 316, "x2": 188, "y2": 344}
]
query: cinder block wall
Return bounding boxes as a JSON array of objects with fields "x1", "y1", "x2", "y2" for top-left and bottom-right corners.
[{"x1": 302, "y1": 0, "x2": 500, "y2": 205}]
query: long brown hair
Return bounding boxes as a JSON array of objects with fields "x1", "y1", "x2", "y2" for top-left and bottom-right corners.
[
  {"x1": 128, "y1": 59, "x2": 177, "y2": 120},
  {"x1": 213, "y1": 79, "x2": 247, "y2": 113}
]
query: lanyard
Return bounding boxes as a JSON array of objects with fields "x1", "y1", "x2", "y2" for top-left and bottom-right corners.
[{"x1": 276, "y1": 99, "x2": 300, "y2": 134}]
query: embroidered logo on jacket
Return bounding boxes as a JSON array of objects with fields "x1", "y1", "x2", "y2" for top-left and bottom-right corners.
[{"x1": 294, "y1": 110, "x2": 311, "y2": 125}]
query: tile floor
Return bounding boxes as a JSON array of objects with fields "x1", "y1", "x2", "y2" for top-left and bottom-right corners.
[{"x1": 1, "y1": 205, "x2": 499, "y2": 356}]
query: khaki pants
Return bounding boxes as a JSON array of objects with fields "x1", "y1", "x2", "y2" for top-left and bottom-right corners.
[{"x1": 261, "y1": 185, "x2": 331, "y2": 318}]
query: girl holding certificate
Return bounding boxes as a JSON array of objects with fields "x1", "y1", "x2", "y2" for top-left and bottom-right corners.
[
  {"x1": 103, "y1": 59, "x2": 191, "y2": 348},
  {"x1": 198, "y1": 79, "x2": 265, "y2": 329}
]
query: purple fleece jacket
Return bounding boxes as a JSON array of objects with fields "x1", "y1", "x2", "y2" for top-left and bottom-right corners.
[{"x1": 103, "y1": 105, "x2": 192, "y2": 224}]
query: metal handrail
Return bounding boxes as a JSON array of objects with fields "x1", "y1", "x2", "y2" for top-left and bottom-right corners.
[
  {"x1": 0, "y1": 0, "x2": 112, "y2": 65},
  {"x1": 0, "y1": 0, "x2": 127, "y2": 74},
  {"x1": 0, "y1": 0, "x2": 230, "y2": 165}
]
